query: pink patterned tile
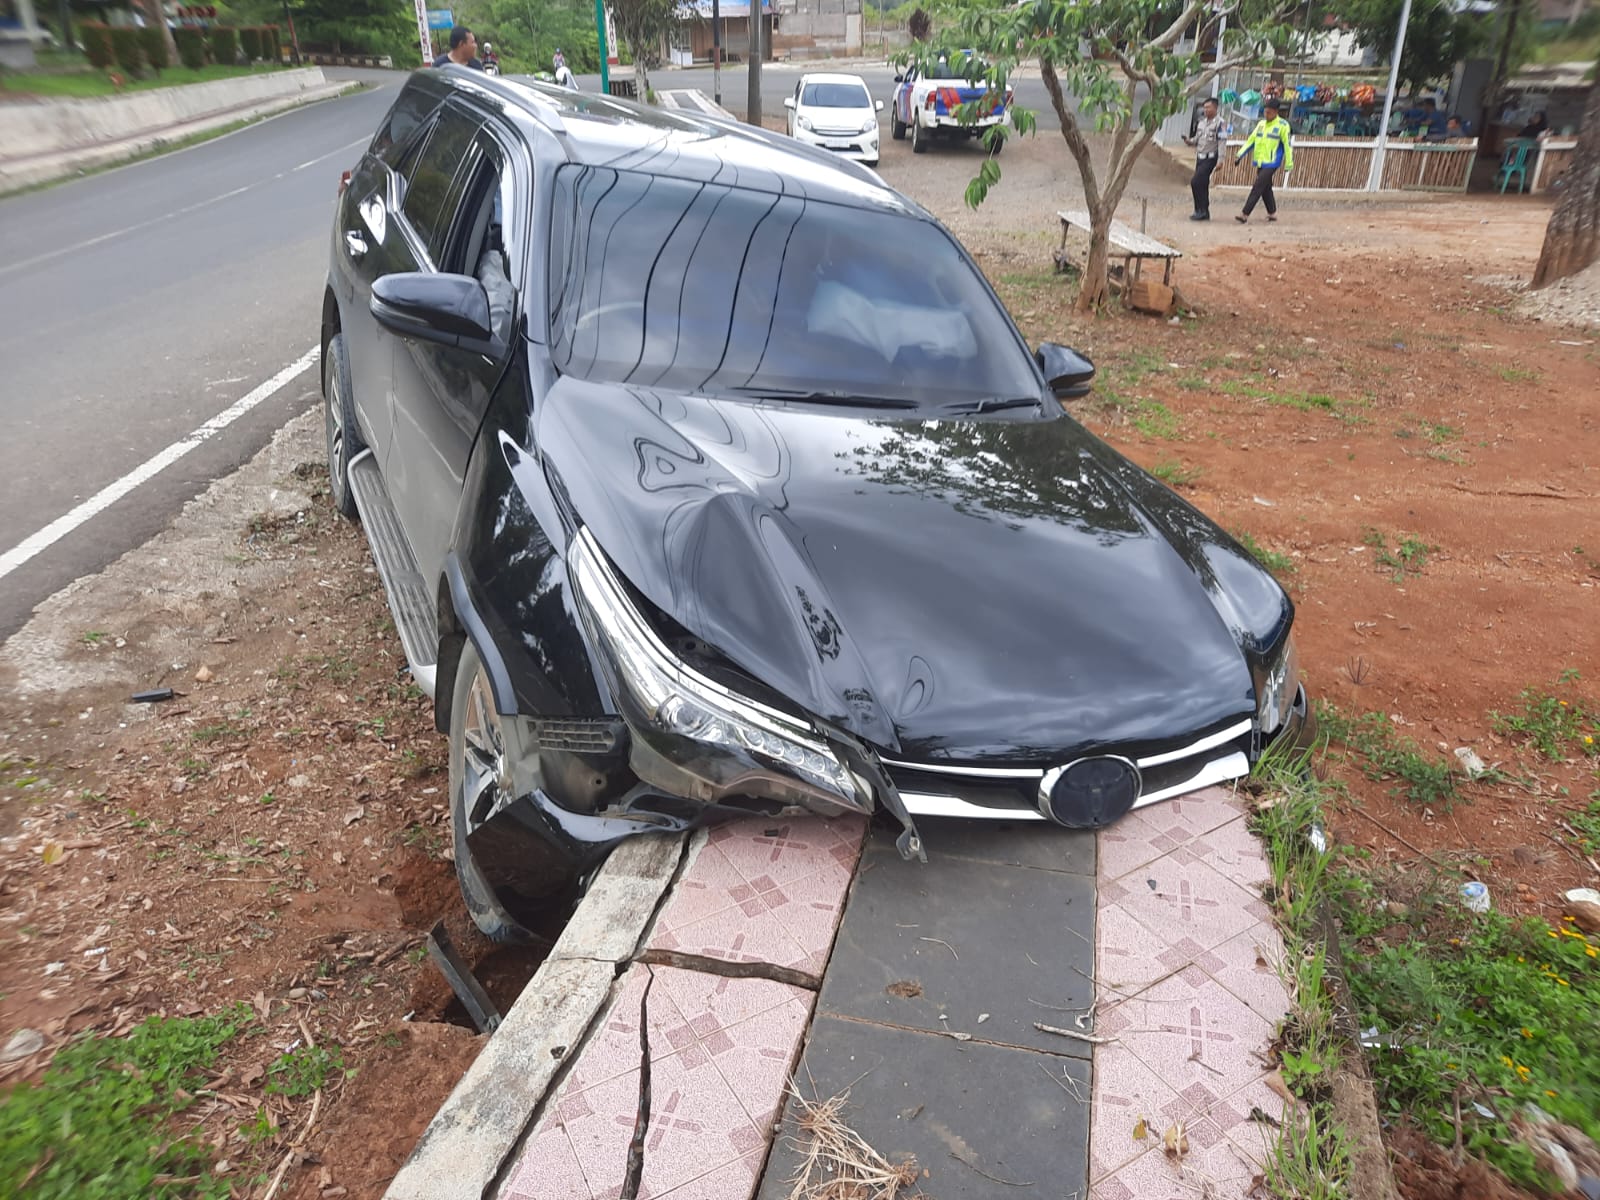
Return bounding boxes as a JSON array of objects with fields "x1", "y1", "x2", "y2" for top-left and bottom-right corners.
[
  {"x1": 754, "y1": 868, "x2": 854, "y2": 973},
  {"x1": 1134, "y1": 786, "x2": 1249, "y2": 843},
  {"x1": 1185, "y1": 816, "x2": 1273, "y2": 887},
  {"x1": 1110, "y1": 965, "x2": 1277, "y2": 1108},
  {"x1": 703, "y1": 998, "x2": 810, "y2": 1129},
  {"x1": 1091, "y1": 1116, "x2": 1262, "y2": 1200},
  {"x1": 1089, "y1": 1044, "x2": 1182, "y2": 1182},
  {"x1": 648, "y1": 843, "x2": 763, "y2": 945},
  {"x1": 710, "y1": 818, "x2": 858, "y2": 892},
  {"x1": 559, "y1": 1044, "x2": 766, "y2": 1200},
  {"x1": 654, "y1": 968, "x2": 809, "y2": 1039},
  {"x1": 1208, "y1": 1071, "x2": 1291, "y2": 1151},
  {"x1": 648, "y1": 900, "x2": 814, "y2": 974},
  {"x1": 1098, "y1": 818, "x2": 1171, "y2": 883},
  {"x1": 558, "y1": 966, "x2": 691, "y2": 1096},
  {"x1": 1096, "y1": 903, "x2": 1175, "y2": 999},
  {"x1": 1205, "y1": 927, "x2": 1292, "y2": 1024},
  {"x1": 655, "y1": 1150, "x2": 764, "y2": 1199},
  {"x1": 501, "y1": 1122, "x2": 592, "y2": 1200},
  {"x1": 1100, "y1": 855, "x2": 1271, "y2": 958}
]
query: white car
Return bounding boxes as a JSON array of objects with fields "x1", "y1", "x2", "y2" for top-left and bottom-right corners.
[{"x1": 783, "y1": 73, "x2": 882, "y2": 167}]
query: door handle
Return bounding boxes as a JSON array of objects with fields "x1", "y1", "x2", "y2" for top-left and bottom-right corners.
[{"x1": 345, "y1": 231, "x2": 367, "y2": 258}]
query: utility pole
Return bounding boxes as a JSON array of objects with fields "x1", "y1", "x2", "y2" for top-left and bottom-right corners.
[
  {"x1": 1366, "y1": 0, "x2": 1412, "y2": 190},
  {"x1": 596, "y1": 0, "x2": 610, "y2": 93},
  {"x1": 713, "y1": 0, "x2": 722, "y2": 106},
  {"x1": 745, "y1": 0, "x2": 761, "y2": 125},
  {"x1": 280, "y1": 0, "x2": 301, "y2": 64}
]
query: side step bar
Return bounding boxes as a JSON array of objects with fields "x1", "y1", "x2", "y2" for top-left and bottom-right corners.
[{"x1": 346, "y1": 449, "x2": 439, "y2": 698}]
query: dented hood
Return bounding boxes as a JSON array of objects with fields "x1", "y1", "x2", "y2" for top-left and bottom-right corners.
[{"x1": 535, "y1": 381, "x2": 1289, "y2": 763}]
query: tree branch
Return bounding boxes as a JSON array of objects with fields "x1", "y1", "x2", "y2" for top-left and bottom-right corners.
[
  {"x1": 1039, "y1": 55, "x2": 1101, "y2": 209},
  {"x1": 1150, "y1": 0, "x2": 1205, "y2": 51}
]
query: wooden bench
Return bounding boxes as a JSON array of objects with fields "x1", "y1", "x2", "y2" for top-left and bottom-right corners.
[{"x1": 1054, "y1": 210, "x2": 1181, "y2": 303}]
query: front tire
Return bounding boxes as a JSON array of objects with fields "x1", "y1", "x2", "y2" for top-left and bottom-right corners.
[
  {"x1": 323, "y1": 332, "x2": 363, "y2": 520},
  {"x1": 911, "y1": 112, "x2": 927, "y2": 154},
  {"x1": 891, "y1": 111, "x2": 906, "y2": 140},
  {"x1": 448, "y1": 641, "x2": 535, "y2": 943}
]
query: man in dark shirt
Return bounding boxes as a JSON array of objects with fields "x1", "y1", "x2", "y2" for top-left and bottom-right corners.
[{"x1": 433, "y1": 26, "x2": 483, "y2": 69}]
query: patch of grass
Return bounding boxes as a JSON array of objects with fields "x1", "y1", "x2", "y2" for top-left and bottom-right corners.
[
  {"x1": 1490, "y1": 671, "x2": 1598, "y2": 761},
  {"x1": 1363, "y1": 528, "x2": 1435, "y2": 584},
  {"x1": 1177, "y1": 373, "x2": 1209, "y2": 391},
  {"x1": 266, "y1": 1044, "x2": 348, "y2": 1098},
  {"x1": 1331, "y1": 874, "x2": 1600, "y2": 1192},
  {"x1": 0, "y1": 1005, "x2": 252, "y2": 1198},
  {"x1": 1249, "y1": 744, "x2": 1354, "y2": 1196},
  {"x1": 1131, "y1": 399, "x2": 1181, "y2": 440},
  {"x1": 1570, "y1": 797, "x2": 1600, "y2": 855},
  {"x1": 81, "y1": 630, "x2": 109, "y2": 646},
  {"x1": 1235, "y1": 530, "x2": 1296, "y2": 576},
  {"x1": 1149, "y1": 459, "x2": 1202, "y2": 488},
  {"x1": 1316, "y1": 701, "x2": 1461, "y2": 809},
  {"x1": 0, "y1": 63, "x2": 285, "y2": 99},
  {"x1": 191, "y1": 719, "x2": 246, "y2": 744},
  {"x1": 1497, "y1": 365, "x2": 1539, "y2": 384},
  {"x1": 1116, "y1": 349, "x2": 1169, "y2": 385}
]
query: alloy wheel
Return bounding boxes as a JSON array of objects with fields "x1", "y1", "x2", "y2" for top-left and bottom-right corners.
[
  {"x1": 325, "y1": 370, "x2": 347, "y2": 506},
  {"x1": 459, "y1": 667, "x2": 511, "y2": 835}
]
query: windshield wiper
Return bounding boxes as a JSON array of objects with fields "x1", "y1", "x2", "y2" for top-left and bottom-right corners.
[
  {"x1": 953, "y1": 396, "x2": 1043, "y2": 414},
  {"x1": 721, "y1": 386, "x2": 920, "y2": 410}
]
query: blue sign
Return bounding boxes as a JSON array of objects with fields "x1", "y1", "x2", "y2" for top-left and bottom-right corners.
[{"x1": 426, "y1": 9, "x2": 453, "y2": 30}]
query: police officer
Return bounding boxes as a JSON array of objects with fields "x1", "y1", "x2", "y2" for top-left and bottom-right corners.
[{"x1": 1235, "y1": 98, "x2": 1293, "y2": 224}]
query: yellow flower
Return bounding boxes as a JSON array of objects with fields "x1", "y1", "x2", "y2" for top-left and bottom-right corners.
[
  {"x1": 1502, "y1": 1055, "x2": 1515, "y2": 1068},
  {"x1": 1518, "y1": 1066, "x2": 1532, "y2": 1079},
  {"x1": 1447, "y1": 1062, "x2": 1459, "y2": 1069},
  {"x1": 1518, "y1": 955, "x2": 1526, "y2": 962},
  {"x1": 1559, "y1": 700, "x2": 1569, "y2": 706},
  {"x1": 1547, "y1": 1090, "x2": 1559, "y2": 1098},
  {"x1": 1585, "y1": 735, "x2": 1595, "y2": 745},
  {"x1": 1587, "y1": 947, "x2": 1597, "y2": 958},
  {"x1": 1522, "y1": 1028, "x2": 1533, "y2": 1038},
  {"x1": 1549, "y1": 930, "x2": 1561, "y2": 938}
]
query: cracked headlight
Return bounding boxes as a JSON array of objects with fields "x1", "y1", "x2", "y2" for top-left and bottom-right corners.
[
  {"x1": 1254, "y1": 637, "x2": 1301, "y2": 736},
  {"x1": 567, "y1": 527, "x2": 861, "y2": 803}
]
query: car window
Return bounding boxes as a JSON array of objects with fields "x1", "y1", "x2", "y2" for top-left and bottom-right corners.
[
  {"x1": 801, "y1": 82, "x2": 870, "y2": 108},
  {"x1": 401, "y1": 105, "x2": 479, "y2": 265},
  {"x1": 370, "y1": 83, "x2": 442, "y2": 168},
  {"x1": 547, "y1": 166, "x2": 1039, "y2": 408},
  {"x1": 442, "y1": 136, "x2": 519, "y2": 343}
]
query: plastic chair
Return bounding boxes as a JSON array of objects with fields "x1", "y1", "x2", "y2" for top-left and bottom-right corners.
[{"x1": 1497, "y1": 140, "x2": 1532, "y2": 194}]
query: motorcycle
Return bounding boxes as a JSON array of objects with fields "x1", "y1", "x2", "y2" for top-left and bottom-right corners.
[{"x1": 553, "y1": 63, "x2": 577, "y2": 89}]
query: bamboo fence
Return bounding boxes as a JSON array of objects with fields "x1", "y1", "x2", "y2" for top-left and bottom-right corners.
[{"x1": 1212, "y1": 137, "x2": 1476, "y2": 192}]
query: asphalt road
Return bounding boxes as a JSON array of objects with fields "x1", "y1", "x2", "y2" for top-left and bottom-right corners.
[{"x1": 0, "y1": 68, "x2": 400, "y2": 642}]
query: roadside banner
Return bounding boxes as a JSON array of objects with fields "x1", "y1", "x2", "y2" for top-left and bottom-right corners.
[
  {"x1": 414, "y1": 0, "x2": 433, "y2": 63},
  {"x1": 426, "y1": 9, "x2": 453, "y2": 29}
]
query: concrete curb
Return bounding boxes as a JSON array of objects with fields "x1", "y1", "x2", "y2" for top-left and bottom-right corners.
[
  {"x1": 383, "y1": 833, "x2": 688, "y2": 1200},
  {"x1": 0, "y1": 73, "x2": 358, "y2": 192}
]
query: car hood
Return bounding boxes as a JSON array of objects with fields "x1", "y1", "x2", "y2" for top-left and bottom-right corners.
[{"x1": 535, "y1": 382, "x2": 1290, "y2": 762}]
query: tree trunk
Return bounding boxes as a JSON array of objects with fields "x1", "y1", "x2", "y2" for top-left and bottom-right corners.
[
  {"x1": 1530, "y1": 78, "x2": 1600, "y2": 289},
  {"x1": 138, "y1": 0, "x2": 177, "y2": 64},
  {"x1": 633, "y1": 55, "x2": 650, "y2": 101},
  {"x1": 1076, "y1": 209, "x2": 1113, "y2": 312}
]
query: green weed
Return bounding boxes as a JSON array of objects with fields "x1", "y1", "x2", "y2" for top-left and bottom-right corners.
[
  {"x1": 1490, "y1": 672, "x2": 1598, "y2": 761},
  {"x1": 265, "y1": 1044, "x2": 348, "y2": 1098},
  {"x1": 1331, "y1": 879, "x2": 1600, "y2": 1192},
  {"x1": 0, "y1": 1005, "x2": 251, "y2": 1197},
  {"x1": 1149, "y1": 459, "x2": 1202, "y2": 487},
  {"x1": 1497, "y1": 365, "x2": 1539, "y2": 383},
  {"x1": 1363, "y1": 528, "x2": 1435, "y2": 584},
  {"x1": 1235, "y1": 530, "x2": 1295, "y2": 576},
  {"x1": 81, "y1": 631, "x2": 108, "y2": 646},
  {"x1": 1316, "y1": 701, "x2": 1460, "y2": 809},
  {"x1": 1130, "y1": 399, "x2": 1181, "y2": 440}
]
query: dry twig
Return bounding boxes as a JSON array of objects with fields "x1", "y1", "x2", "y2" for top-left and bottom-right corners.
[
  {"x1": 783, "y1": 1087, "x2": 922, "y2": 1200},
  {"x1": 1033, "y1": 1022, "x2": 1114, "y2": 1045}
]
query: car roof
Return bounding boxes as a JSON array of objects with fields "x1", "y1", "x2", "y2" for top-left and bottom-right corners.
[
  {"x1": 422, "y1": 67, "x2": 918, "y2": 217},
  {"x1": 798, "y1": 72, "x2": 872, "y2": 87}
]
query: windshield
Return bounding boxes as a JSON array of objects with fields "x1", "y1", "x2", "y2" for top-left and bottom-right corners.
[
  {"x1": 547, "y1": 166, "x2": 1038, "y2": 408},
  {"x1": 928, "y1": 56, "x2": 979, "y2": 81},
  {"x1": 801, "y1": 82, "x2": 871, "y2": 108}
]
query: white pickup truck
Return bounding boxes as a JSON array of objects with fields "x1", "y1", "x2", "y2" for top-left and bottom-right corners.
[{"x1": 889, "y1": 52, "x2": 1012, "y2": 154}]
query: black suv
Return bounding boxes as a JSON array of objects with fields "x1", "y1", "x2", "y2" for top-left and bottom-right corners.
[{"x1": 323, "y1": 70, "x2": 1308, "y2": 943}]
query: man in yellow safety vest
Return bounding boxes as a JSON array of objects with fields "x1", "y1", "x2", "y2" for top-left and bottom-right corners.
[{"x1": 1234, "y1": 99, "x2": 1294, "y2": 223}]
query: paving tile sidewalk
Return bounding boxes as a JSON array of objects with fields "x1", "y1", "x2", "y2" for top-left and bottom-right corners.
[{"x1": 486, "y1": 785, "x2": 1290, "y2": 1200}]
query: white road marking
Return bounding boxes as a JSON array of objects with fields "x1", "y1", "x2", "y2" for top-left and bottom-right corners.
[
  {"x1": 0, "y1": 137, "x2": 367, "y2": 279},
  {"x1": 0, "y1": 347, "x2": 320, "y2": 583}
]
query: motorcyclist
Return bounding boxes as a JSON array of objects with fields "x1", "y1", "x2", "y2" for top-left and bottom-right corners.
[
  {"x1": 481, "y1": 40, "x2": 500, "y2": 74},
  {"x1": 552, "y1": 48, "x2": 577, "y2": 89}
]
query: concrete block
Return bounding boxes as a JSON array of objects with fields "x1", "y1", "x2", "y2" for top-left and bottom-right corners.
[{"x1": 549, "y1": 833, "x2": 686, "y2": 964}]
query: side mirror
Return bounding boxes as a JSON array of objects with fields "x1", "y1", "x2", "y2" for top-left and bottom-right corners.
[
  {"x1": 893, "y1": 73, "x2": 904, "y2": 83},
  {"x1": 371, "y1": 272, "x2": 495, "y2": 351},
  {"x1": 1035, "y1": 342, "x2": 1095, "y2": 400},
  {"x1": 783, "y1": 96, "x2": 795, "y2": 108},
  {"x1": 875, "y1": 99, "x2": 884, "y2": 111}
]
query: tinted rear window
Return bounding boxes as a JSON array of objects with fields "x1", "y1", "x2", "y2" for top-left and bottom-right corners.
[
  {"x1": 801, "y1": 82, "x2": 871, "y2": 108},
  {"x1": 402, "y1": 106, "x2": 479, "y2": 264},
  {"x1": 547, "y1": 167, "x2": 1036, "y2": 407}
]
